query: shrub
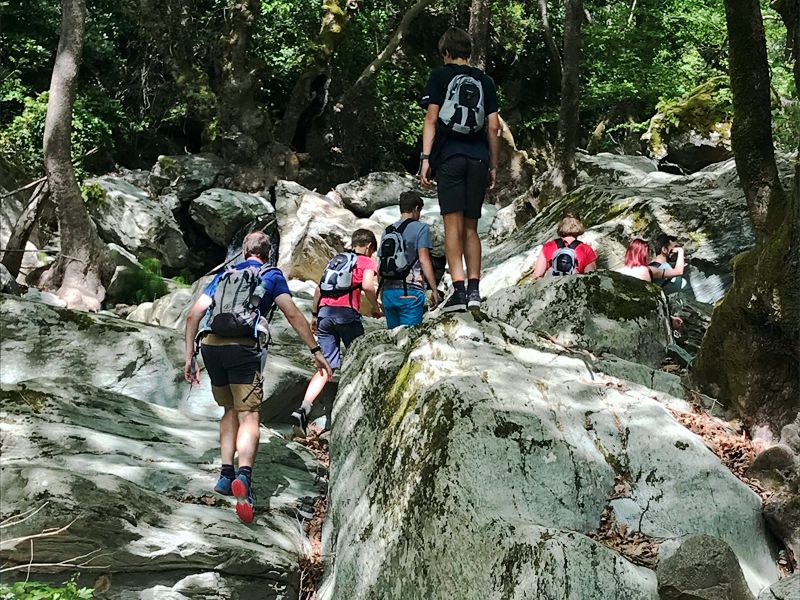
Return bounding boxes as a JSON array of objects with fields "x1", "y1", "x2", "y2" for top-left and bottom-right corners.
[{"x1": 0, "y1": 577, "x2": 94, "y2": 599}]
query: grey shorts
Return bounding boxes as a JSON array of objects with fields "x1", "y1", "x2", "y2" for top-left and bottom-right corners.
[
  {"x1": 435, "y1": 155, "x2": 489, "y2": 220},
  {"x1": 317, "y1": 306, "x2": 365, "y2": 370}
]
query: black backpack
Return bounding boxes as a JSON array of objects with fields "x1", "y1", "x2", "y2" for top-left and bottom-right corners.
[
  {"x1": 549, "y1": 239, "x2": 583, "y2": 276},
  {"x1": 378, "y1": 219, "x2": 416, "y2": 293},
  {"x1": 437, "y1": 67, "x2": 486, "y2": 140}
]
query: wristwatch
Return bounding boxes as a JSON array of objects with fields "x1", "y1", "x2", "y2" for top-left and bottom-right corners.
[
  {"x1": 310, "y1": 345, "x2": 322, "y2": 355},
  {"x1": 420, "y1": 153, "x2": 430, "y2": 160}
]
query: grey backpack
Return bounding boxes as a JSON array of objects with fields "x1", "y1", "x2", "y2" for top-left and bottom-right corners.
[
  {"x1": 550, "y1": 239, "x2": 582, "y2": 276},
  {"x1": 319, "y1": 252, "x2": 360, "y2": 299},
  {"x1": 206, "y1": 263, "x2": 275, "y2": 338},
  {"x1": 438, "y1": 70, "x2": 486, "y2": 138}
]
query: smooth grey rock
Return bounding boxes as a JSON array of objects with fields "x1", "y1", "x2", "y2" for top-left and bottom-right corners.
[
  {"x1": 757, "y1": 575, "x2": 800, "y2": 600},
  {"x1": 657, "y1": 534, "x2": 754, "y2": 600},
  {"x1": 22, "y1": 287, "x2": 67, "y2": 308},
  {"x1": 320, "y1": 313, "x2": 778, "y2": 599},
  {"x1": 780, "y1": 417, "x2": 800, "y2": 454},
  {"x1": 85, "y1": 176, "x2": 189, "y2": 268},
  {"x1": 334, "y1": 171, "x2": 425, "y2": 217},
  {"x1": 750, "y1": 445, "x2": 798, "y2": 477},
  {"x1": 189, "y1": 188, "x2": 274, "y2": 246},
  {"x1": 764, "y1": 491, "x2": 800, "y2": 564},
  {"x1": 148, "y1": 153, "x2": 224, "y2": 201},
  {"x1": 486, "y1": 272, "x2": 671, "y2": 368},
  {"x1": 274, "y1": 180, "x2": 383, "y2": 282},
  {"x1": 0, "y1": 264, "x2": 21, "y2": 295}
]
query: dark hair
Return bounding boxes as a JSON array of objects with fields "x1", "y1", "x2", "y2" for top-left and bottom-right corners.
[
  {"x1": 557, "y1": 214, "x2": 585, "y2": 238},
  {"x1": 399, "y1": 191, "x2": 424, "y2": 213},
  {"x1": 438, "y1": 27, "x2": 472, "y2": 60},
  {"x1": 654, "y1": 233, "x2": 678, "y2": 254},
  {"x1": 351, "y1": 228, "x2": 377, "y2": 250},
  {"x1": 242, "y1": 231, "x2": 272, "y2": 260}
]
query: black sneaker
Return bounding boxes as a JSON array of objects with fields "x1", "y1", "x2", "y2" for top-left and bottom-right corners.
[
  {"x1": 291, "y1": 407, "x2": 309, "y2": 438},
  {"x1": 467, "y1": 290, "x2": 481, "y2": 310},
  {"x1": 441, "y1": 290, "x2": 467, "y2": 313}
]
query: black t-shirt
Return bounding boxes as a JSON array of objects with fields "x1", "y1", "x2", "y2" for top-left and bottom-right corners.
[{"x1": 420, "y1": 64, "x2": 499, "y2": 167}]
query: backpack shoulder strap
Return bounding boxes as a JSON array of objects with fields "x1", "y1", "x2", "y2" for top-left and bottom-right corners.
[
  {"x1": 396, "y1": 218, "x2": 415, "y2": 234},
  {"x1": 554, "y1": 238, "x2": 566, "y2": 249},
  {"x1": 568, "y1": 240, "x2": 582, "y2": 250}
]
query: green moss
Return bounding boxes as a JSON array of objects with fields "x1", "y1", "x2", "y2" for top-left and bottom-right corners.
[
  {"x1": 385, "y1": 361, "x2": 422, "y2": 427},
  {"x1": 654, "y1": 76, "x2": 733, "y2": 137},
  {"x1": 107, "y1": 258, "x2": 169, "y2": 306},
  {"x1": 674, "y1": 441, "x2": 689, "y2": 450},
  {"x1": 1, "y1": 387, "x2": 51, "y2": 413},
  {"x1": 157, "y1": 155, "x2": 176, "y2": 171},
  {"x1": 584, "y1": 273, "x2": 661, "y2": 321}
]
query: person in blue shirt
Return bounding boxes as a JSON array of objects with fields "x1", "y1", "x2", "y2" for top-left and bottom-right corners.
[
  {"x1": 380, "y1": 191, "x2": 440, "y2": 328},
  {"x1": 183, "y1": 231, "x2": 331, "y2": 524}
]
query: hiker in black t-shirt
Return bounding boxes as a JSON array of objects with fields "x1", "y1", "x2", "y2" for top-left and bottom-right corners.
[{"x1": 419, "y1": 27, "x2": 501, "y2": 313}]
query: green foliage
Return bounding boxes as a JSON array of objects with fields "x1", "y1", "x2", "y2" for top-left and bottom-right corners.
[
  {"x1": 80, "y1": 182, "x2": 107, "y2": 209},
  {"x1": 0, "y1": 577, "x2": 94, "y2": 600},
  {"x1": 172, "y1": 269, "x2": 196, "y2": 287},
  {"x1": 655, "y1": 76, "x2": 733, "y2": 133},
  {"x1": 108, "y1": 257, "x2": 169, "y2": 306}
]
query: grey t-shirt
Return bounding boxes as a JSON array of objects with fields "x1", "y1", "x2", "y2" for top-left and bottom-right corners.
[{"x1": 381, "y1": 219, "x2": 432, "y2": 291}]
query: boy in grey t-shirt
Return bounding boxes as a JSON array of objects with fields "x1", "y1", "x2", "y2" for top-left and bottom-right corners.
[{"x1": 379, "y1": 191, "x2": 440, "y2": 328}]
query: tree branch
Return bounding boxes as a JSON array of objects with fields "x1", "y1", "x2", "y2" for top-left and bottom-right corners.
[{"x1": 338, "y1": 0, "x2": 436, "y2": 108}]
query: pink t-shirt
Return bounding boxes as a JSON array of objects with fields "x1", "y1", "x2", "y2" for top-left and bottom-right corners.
[{"x1": 320, "y1": 254, "x2": 377, "y2": 311}]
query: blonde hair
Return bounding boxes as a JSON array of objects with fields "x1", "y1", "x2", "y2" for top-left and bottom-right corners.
[{"x1": 557, "y1": 214, "x2": 585, "y2": 238}]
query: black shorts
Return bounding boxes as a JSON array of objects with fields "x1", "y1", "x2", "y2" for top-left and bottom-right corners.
[
  {"x1": 435, "y1": 156, "x2": 489, "y2": 220},
  {"x1": 200, "y1": 335, "x2": 264, "y2": 411}
]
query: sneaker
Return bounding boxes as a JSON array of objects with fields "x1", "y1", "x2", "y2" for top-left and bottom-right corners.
[
  {"x1": 441, "y1": 290, "x2": 467, "y2": 313},
  {"x1": 291, "y1": 407, "x2": 309, "y2": 438},
  {"x1": 231, "y1": 474, "x2": 255, "y2": 524},
  {"x1": 213, "y1": 474, "x2": 233, "y2": 496},
  {"x1": 467, "y1": 290, "x2": 481, "y2": 310}
]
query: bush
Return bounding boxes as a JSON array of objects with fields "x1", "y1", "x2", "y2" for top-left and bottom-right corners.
[
  {"x1": 0, "y1": 577, "x2": 94, "y2": 599},
  {"x1": 107, "y1": 257, "x2": 169, "y2": 306}
]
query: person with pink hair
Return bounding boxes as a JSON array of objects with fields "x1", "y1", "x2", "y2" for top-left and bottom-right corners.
[{"x1": 616, "y1": 238, "x2": 652, "y2": 281}]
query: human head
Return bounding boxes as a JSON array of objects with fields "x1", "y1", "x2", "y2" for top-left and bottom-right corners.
[
  {"x1": 351, "y1": 228, "x2": 378, "y2": 254},
  {"x1": 242, "y1": 231, "x2": 272, "y2": 261},
  {"x1": 654, "y1": 233, "x2": 679, "y2": 256},
  {"x1": 624, "y1": 238, "x2": 650, "y2": 267},
  {"x1": 399, "y1": 191, "x2": 424, "y2": 218},
  {"x1": 557, "y1": 214, "x2": 585, "y2": 238},
  {"x1": 438, "y1": 27, "x2": 472, "y2": 60}
]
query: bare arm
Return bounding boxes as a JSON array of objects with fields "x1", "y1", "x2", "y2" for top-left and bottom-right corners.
[
  {"x1": 274, "y1": 293, "x2": 333, "y2": 379},
  {"x1": 417, "y1": 247, "x2": 440, "y2": 308},
  {"x1": 183, "y1": 294, "x2": 212, "y2": 383},
  {"x1": 487, "y1": 112, "x2": 500, "y2": 189},
  {"x1": 362, "y1": 269, "x2": 382, "y2": 317},
  {"x1": 420, "y1": 104, "x2": 440, "y2": 187},
  {"x1": 583, "y1": 261, "x2": 597, "y2": 273},
  {"x1": 649, "y1": 248, "x2": 685, "y2": 280},
  {"x1": 532, "y1": 249, "x2": 548, "y2": 279}
]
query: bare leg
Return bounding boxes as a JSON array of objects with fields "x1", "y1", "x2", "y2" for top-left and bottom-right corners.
[
  {"x1": 235, "y1": 410, "x2": 261, "y2": 467},
  {"x1": 301, "y1": 369, "x2": 334, "y2": 413},
  {"x1": 219, "y1": 407, "x2": 238, "y2": 465},
  {"x1": 462, "y1": 217, "x2": 481, "y2": 280},
  {"x1": 443, "y1": 212, "x2": 466, "y2": 282}
]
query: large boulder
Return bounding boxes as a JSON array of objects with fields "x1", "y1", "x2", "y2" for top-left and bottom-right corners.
[
  {"x1": 274, "y1": 180, "x2": 383, "y2": 282},
  {"x1": 85, "y1": 176, "x2": 189, "y2": 268},
  {"x1": 0, "y1": 264, "x2": 21, "y2": 295},
  {"x1": 757, "y1": 575, "x2": 800, "y2": 600},
  {"x1": 189, "y1": 188, "x2": 275, "y2": 246},
  {"x1": 480, "y1": 152, "x2": 797, "y2": 305},
  {"x1": 320, "y1": 313, "x2": 778, "y2": 599},
  {"x1": 148, "y1": 153, "x2": 224, "y2": 201},
  {"x1": 641, "y1": 77, "x2": 733, "y2": 173},
  {"x1": 657, "y1": 535, "x2": 755, "y2": 600},
  {"x1": 334, "y1": 172, "x2": 425, "y2": 218},
  {"x1": 486, "y1": 272, "x2": 671, "y2": 368}
]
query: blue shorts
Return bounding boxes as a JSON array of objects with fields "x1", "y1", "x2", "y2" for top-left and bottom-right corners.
[
  {"x1": 382, "y1": 288, "x2": 426, "y2": 329},
  {"x1": 317, "y1": 306, "x2": 364, "y2": 370}
]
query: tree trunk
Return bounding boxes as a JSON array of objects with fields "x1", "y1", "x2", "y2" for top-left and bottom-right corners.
[
  {"x1": 338, "y1": 0, "x2": 436, "y2": 108},
  {"x1": 279, "y1": 0, "x2": 354, "y2": 147},
  {"x1": 694, "y1": 0, "x2": 799, "y2": 436},
  {"x1": 772, "y1": 0, "x2": 799, "y2": 87},
  {"x1": 211, "y1": 0, "x2": 268, "y2": 162},
  {"x1": 545, "y1": 0, "x2": 583, "y2": 197},
  {"x1": 38, "y1": 0, "x2": 114, "y2": 312},
  {"x1": 1, "y1": 181, "x2": 48, "y2": 278},
  {"x1": 538, "y1": 0, "x2": 562, "y2": 91},
  {"x1": 468, "y1": 0, "x2": 491, "y2": 70}
]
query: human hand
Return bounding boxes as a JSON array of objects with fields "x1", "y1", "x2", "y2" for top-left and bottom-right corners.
[
  {"x1": 488, "y1": 168, "x2": 497, "y2": 190},
  {"x1": 429, "y1": 290, "x2": 440, "y2": 310},
  {"x1": 311, "y1": 317, "x2": 318, "y2": 335},
  {"x1": 184, "y1": 356, "x2": 200, "y2": 385},
  {"x1": 420, "y1": 160, "x2": 433, "y2": 188},
  {"x1": 372, "y1": 307, "x2": 384, "y2": 319},
  {"x1": 314, "y1": 351, "x2": 333, "y2": 379}
]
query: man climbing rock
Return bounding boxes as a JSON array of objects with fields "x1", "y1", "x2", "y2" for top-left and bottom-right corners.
[
  {"x1": 418, "y1": 26, "x2": 501, "y2": 312},
  {"x1": 184, "y1": 231, "x2": 331, "y2": 524},
  {"x1": 378, "y1": 191, "x2": 440, "y2": 328}
]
